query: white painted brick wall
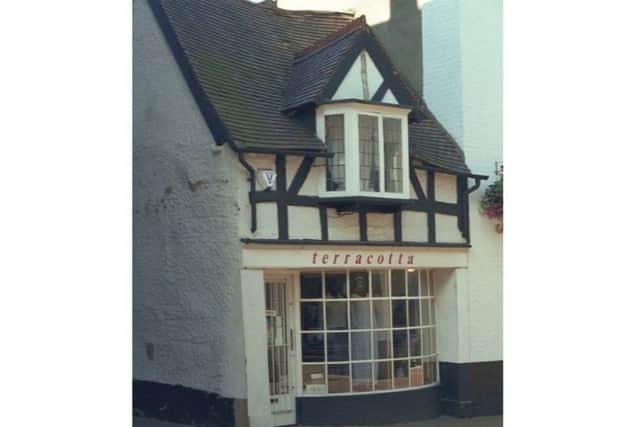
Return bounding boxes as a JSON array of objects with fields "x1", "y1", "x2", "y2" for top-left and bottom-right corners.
[
  {"x1": 133, "y1": 0, "x2": 247, "y2": 398},
  {"x1": 423, "y1": 0, "x2": 503, "y2": 362}
]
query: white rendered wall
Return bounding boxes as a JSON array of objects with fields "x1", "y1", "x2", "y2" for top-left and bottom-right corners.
[{"x1": 422, "y1": 0, "x2": 503, "y2": 362}]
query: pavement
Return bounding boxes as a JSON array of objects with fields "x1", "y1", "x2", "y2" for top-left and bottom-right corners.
[{"x1": 133, "y1": 415, "x2": 503, "y2": 427}]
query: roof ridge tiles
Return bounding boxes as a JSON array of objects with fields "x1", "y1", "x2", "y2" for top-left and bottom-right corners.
[
  {"x1": 294, "y1": 15, "x2": 367, "y2": 62},
  {"x1": 274, "y1": 8, "x2": 355, "y2": 18}
]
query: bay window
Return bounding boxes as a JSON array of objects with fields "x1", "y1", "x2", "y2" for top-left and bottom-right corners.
[
  {"x1": 317, "y1": 102, "x2": 410, "y2": 199},
  {"x1": 299, "y1": 269, "x2": 438, "y2": 395}
]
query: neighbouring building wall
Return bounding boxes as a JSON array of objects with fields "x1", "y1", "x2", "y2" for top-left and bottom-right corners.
[
  {"x1": 133, "y1": 0, "x2": 246, "y2": 400},
  {"x1": 421, "y1": 0, "x2": 464, "y2": 144},
  {"x1": 422, "y1": 0, "x2": 503, "y2": 363}
]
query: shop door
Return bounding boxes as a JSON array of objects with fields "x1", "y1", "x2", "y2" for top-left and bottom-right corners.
[{"x1": 265, "y1": 276, "x2": 296, "y2": 426}]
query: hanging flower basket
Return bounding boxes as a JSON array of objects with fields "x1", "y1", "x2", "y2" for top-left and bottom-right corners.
[{"x1": 480, "y1": 174, "x2": 503, "y2": 233}]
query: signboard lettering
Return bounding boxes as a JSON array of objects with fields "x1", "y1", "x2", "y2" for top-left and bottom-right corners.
[{"x1": 312, "y1": 252, "x2": 415, "y2": 266}]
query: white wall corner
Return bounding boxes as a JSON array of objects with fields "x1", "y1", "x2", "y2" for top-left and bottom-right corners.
[
  {"x1": 240, "y1": 270, "x2": 272, "y2": 427},
  {"x1": 454, "y1": 267, "x2": 472, "y2": 362}
]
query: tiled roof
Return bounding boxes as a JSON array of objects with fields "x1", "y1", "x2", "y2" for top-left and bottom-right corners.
[
  {"x1": 151, "y1": 0, "x2": 471, "y2": 174},
  {"x1": 410, "y1": 118, "x2": 470, "y2": 175},
  {"x1": 281, "y1": 17, "x2": 367, "y2": 112},
  {"x1": 152, "y1": 0, "x2": 354, "y2": 153}
]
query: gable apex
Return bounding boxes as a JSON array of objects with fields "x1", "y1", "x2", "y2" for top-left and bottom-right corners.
[
  {"x1": 331, "y1": 50, "x2": 384, "y2": 102},
  {"x1": 382, "y1": 89, "x2": 399, "y2": 104},
  {"x1": 281, "y1": 25, "x2": 422, "y2": 113}
]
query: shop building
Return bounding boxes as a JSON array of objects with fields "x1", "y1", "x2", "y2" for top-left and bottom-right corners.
[{"x1": 133, "y1": 0, "x2": 502, "y2": 426}]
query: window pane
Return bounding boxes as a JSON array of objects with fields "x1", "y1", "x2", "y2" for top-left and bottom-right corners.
[
  {"x1": 392, "y1": 300, "x2": 407, "y2": 327},
  {"x1": 422, "y1": 327, "x2": 435, "y2": 356},
  {"x1": 326, "y1": 301, "x2": 347, "y2": 330},
  {"x1": 409, "y1": 329, "x2": 421, "y2": 357},
  {"x1": 410, "y1": 359, "x2": 423, "y2": 387},
  {"x1": 325, "y1": 114, "x2": 345, "y2": 191},
  {"x1": 373, "y1": 300, "x2": 391, "y2": 329},
  {"x1": 328, "y1": 364, "x2": 350, "y2": 393},
  {"x1": 300, "y1": 272, "x2": 323, "y2": 299},
  {"x1": 371, "y1": 271, "x2": 389, "y2": 297},
  {"x1": 407, "y1": 270, "x2": 419, "y2": 296},
  {"x1": 359, "y1": 115, "x2": 380, "y2": 192},
  {"x1": 349, "y1": 271, "x2": 369, "y2": 298},
  {"x1": 302, "y1": 364, "x2": 326, "y2": 394},
  {"x1": 325, "y1": 273, "x2": 347, "y2": 298},
  {"x1": 301, "y1": 302, "x2": 323, "y2": 330},
  {"x1": 383, "y1": 117, "x2": 403, "y2": 193},
  {"x1": 393, "y1": 360, "x2": 409, "y2": 389},
  {"x1": 421, "y1": 298, "x2": 435, "y2": 325},
  {"x1": 350, "y1": 301, "x2": 371, "y2": 329},
  {"x1": 301, "y1": 333, "x2": 324, "y2": 362},
  {"x1": 374, "y1": 361, "x2": 392, "y2": 391},
  {"x1": 420, "y1": 270, "x2": 430, "y2": 297},
  {"x1": 351, "y1": 331, "x2": 372, "y2": 360},
  {"x1": 408, "y1": 299, "x2": 420, "y2": 327},
  {"x1": 391, "y1": 270, "x2": 406, "y2": 296},
  {"x1": 326, "y1": 332, "x2": 349, "y2": 361},
  {"x1": 423, "y1": 356, "x2": 438, "y2": 385},
  {"x1": 374, "y1": 330, "x2": 392, "y2": 359},
  {"x1": 393, "y1": 329, "x2": 408, "y2": 358},
  {"x1": 352, "y1": 362, "x2": 372, "y2": 392}
]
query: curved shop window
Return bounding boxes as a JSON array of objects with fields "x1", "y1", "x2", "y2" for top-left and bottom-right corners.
[{"x1": 299, "y1": 269, "x2": 438, "y2": 395}]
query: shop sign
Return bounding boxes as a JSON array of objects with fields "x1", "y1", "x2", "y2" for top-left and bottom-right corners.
[{"x1": 312, "y1": 252, "x2": 415, "y2": 266}]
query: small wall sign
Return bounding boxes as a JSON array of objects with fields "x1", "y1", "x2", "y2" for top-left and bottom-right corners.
[{"x1": 259, "y1": 169, "x2": 277, "y2": 190}]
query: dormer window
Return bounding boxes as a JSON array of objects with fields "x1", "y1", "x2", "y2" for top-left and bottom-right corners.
[{"x1": 318, "y1": 102, "x2": 411, "y2": 199}]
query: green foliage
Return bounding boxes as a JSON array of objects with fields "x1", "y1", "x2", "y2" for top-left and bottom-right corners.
[{"x1": 480, "y1": 175, "x2": 503, "y2": 219}]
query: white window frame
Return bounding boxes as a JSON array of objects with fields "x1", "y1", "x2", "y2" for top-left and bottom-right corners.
[{"x1": 316, "y1": 102, "x2": 411, "y2": 200}]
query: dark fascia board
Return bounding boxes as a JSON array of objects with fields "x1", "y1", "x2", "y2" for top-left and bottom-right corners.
[
  {"x1": 241, "y1": 238, "x2": 471, "y2": 249},
  {"x1": 318, "y1": 196, "x2": 413, "y2": 213},
  {"x1": 148, "y1": 0, "x2": 240, "y2": 151},
  {"x1": 412, "y1": 160, "x2": 489, "y2": 180},
  {"x1": 242, "y1": 147, "x2": 331, "y2": 157}
]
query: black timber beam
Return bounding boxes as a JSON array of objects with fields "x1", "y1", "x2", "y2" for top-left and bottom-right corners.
[
  {"x1": 359, "y1": 211, "x2": 368, "y2": 242},
  {"x1": 427, "y1": 170, "x2": 436, "y2": 243},
  {"x1": 288, "y1": 156, "x2": 315, "y2": 195},
  {"x1": 393, "y1": 211, "x2": 402, "y2": 242},
  {"x1": 241, "y1": 238, "x2": 471, "y2": 248},
  {"x1": 276, "y1": 154, "x2": 288, "y2": 240},
  {"x1": 319, "y1": 206, "x2": 328, "y2": 241},
  {"x1": 410, "y1": 166, "x2": 427, "y2": 200}
]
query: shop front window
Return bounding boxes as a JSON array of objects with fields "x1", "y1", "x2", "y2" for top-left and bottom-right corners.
[{"x1": 299, "y1": 269, "x2": 438, "y2": 395}]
